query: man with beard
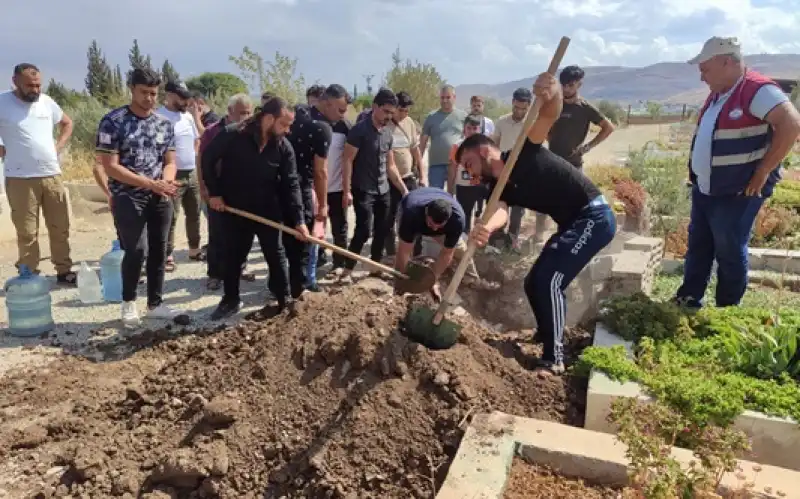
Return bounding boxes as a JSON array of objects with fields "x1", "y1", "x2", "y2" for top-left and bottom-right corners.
[
  {"x1": 197, "y1": 93, "x2": 254, "y2": 290},
  {"x1": 157, "y1": 81, "x2": 203, "y2": 270},
  {"x1": 202, "y1": 97, "x2": 309, "y2": 320},
  {"x1": 456, "y1": 73, "x2": 616, "y2": 375},
  {"x1": 547, "y1": 65, "x2": 615, "y2": 169},
  {"x1": 0, "y1": 63, "x2": 75, "y2": 284},
  {"x1": 469, "y1": 95, "x2": 495, "y2": 136},
  {"x1": 96, "y1": 68, "x2": 181, "y2": 327},
  {"x1": 340, "y1": 88, "x2": 409, "y2": 282},
  {"x1": 285, "y1": 84, "x2": 349, "y2": 296}
]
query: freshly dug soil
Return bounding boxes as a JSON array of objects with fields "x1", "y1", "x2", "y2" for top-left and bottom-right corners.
[
  {"x1": 504, "y1": 458, "x2": 623, "y2": 498},
  {"x1": 0, "y1": 280, "x2": 592, "y2": 498}
]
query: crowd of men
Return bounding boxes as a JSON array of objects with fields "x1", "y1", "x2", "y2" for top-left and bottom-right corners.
[{"x1": 3, "y1": 35, "x2": 798, "y2": 375}]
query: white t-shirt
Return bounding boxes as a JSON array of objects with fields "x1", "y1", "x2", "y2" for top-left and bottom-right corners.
[
  {"x1": 492, "y1": 113, "x2": 525, "y2": 152},
  {"x1": 156, "y1": 106, "x2": 199, "y2": 171},
  {"x1": 691, "y1": 82, "x2": 788, "y2": 194},
  {"x1": 0, "y1": 91, "x2": 63, "y2": 178}
]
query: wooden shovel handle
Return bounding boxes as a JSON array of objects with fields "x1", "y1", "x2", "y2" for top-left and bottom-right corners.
[
  {"x1": 432, "y1": 36, "x2": 571, "y2": 325},
  {"x1": 224, "y1": 206, "x2": 407, "y2": 279}
]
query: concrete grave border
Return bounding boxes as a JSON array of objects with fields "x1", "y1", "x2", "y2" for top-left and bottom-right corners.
[
  {"x1": 585, "y1": 323, "x2": 800, "y2": 472},
  {"x1": 660, "y1": 247, "x2": 800, "y2": 275},
  {"x1": 437, "y1": 411, "x2": 800, "y2": 499}
]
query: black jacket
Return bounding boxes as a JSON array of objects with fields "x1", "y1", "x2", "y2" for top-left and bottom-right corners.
[{"x1": 201, "y1": 123, "x2": 305, "y2": 226}]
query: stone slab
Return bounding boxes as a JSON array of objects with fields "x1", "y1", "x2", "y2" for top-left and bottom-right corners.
[
  {"x1": 586, "y1": 323, "x2": 800, "y2": 471},
  {"x1": 438, "y1": 411, "x2": 800, "y2": 498}
]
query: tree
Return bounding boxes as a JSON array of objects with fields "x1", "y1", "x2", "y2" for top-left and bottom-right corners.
[
  {"x1": 46, "y1": 79, "x2": 85, "y2": 108},
  {"x1": 646, "y1": 101, "x2": 663, "y2": 119},
  {"x1": 482, "y1": 97, "x2": 511, "y2": 121},
  {"x1": 384, "y1": 47, "x2": 445, "y2": 123},
  {"x1": 186, "y1": 72, "x2": 248, "y2": 97},
  {"x1": 127, "y1": 39, "x2": 154, "y2": 83},
  {"x1": 85, "y1": 40, "x2": 113, "y2": 99},
  {"x1": 229, "y1": 47, "x2": 305, "y2": 104},
  {"x1": 161, "y1": 60, "x2": 180, "y2": 84},
  {"x1": 597, "y1": 100, "x2": 626, "y2": 125},
  {"x1": 113, "y1": 65, "x2": 124, "y2": 95}
]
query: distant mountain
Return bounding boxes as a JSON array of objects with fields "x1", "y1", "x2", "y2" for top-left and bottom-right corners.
[{"x1": 455, "y1": 54, "x2": 800, "y2": 106}]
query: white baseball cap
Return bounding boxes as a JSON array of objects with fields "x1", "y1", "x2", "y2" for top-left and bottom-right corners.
[{"x1": 688, "y1": 36, "x2": 742, "y2": 65}]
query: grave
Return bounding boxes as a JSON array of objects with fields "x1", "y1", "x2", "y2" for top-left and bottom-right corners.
[{"x1": 436, "y1": 411, "x2": 800, "y2": 498}]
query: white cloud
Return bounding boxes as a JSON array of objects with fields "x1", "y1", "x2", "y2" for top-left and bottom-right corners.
[{"x1": 0, "y1": 0, "x2": 797, "y2": 90}]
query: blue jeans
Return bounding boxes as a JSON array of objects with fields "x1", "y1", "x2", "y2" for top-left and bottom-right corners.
[
  {"x1": 307, "y1": 243, "x2": 318, "y2": 287},
  {"x1": 677, "y1": 188, "x2": 764, "y2": 307},
  {"x1": 428, "y1": 164, "x2": 448, "y2": 190},
  {"x1": 524, "y1": 197, "x2": 616, "y2": 364}
]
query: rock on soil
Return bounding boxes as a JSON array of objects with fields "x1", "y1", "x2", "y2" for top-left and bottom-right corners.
[{"x1": 0, "y1": 280, "x2": 592, "y2": 498}]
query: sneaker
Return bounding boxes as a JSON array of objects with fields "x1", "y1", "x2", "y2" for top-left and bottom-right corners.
[
  {"x1": 145, "y1": 304, "x2": 182, "y2": 320},
  {"x1": 121, "y1": 301, "x2": 141, "y2": 329},
  {"x1": 534, "y1": 360, "x2": 565, "y2": 376},
  {"x1": 210, "y1": 300, "x2": 242, "y2": 321}
]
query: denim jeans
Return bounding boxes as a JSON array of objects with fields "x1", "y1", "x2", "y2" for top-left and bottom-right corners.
[
  {"x1": 676, "y1": 188, "x2": 765, "y2": 307},
  {"x1": 428, "y1": 164, "x2": 448, "y2": 190}
]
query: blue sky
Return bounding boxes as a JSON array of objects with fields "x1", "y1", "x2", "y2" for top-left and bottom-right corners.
[{"x1": 2, "y1": 0, "x2": 799, "y2": 92}]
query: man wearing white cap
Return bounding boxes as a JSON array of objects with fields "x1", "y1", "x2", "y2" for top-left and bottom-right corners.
[{"x1": 675, "y1": 36, "x2": 800, "y2": 309}]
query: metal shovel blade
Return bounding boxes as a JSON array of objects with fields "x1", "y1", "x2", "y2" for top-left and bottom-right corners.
[
  {"x1": 403, "y1": 305, "x2": 462, "y2": 350},
  {"x1": 395, "y1": 260, "x2": 437, "y2": 295}
]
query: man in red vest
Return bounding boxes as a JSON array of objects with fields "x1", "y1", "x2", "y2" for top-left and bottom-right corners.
[{"x1": 675, "y1": 36, "x2": 800, "y2": 309}]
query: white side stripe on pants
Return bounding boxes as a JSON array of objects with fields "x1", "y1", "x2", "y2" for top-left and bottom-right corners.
[{"x1": 550, "y1": 271, "x2": 566, "y2": 362}]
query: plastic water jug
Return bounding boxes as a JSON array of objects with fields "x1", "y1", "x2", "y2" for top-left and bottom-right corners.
[
  {"x1": 4, "y1": 264, "x2": 55, "y2": 337},
  {"x1": 77, "y1": 261, "x2": 103, "y2": 304},
  {"x1": 100, "y1": 240, "x2": 125, "y2": 303}
]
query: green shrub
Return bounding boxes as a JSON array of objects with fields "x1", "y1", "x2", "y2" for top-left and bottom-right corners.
[
  {"x1": 626, "y1": 147, "x2": 691, "y2": 236},
  {"x1": 64, "y1": 97, "x2": 110, "y2": 153},
  {"x1": 772, "y1": 179, "x2": 800, "y2": 210}
]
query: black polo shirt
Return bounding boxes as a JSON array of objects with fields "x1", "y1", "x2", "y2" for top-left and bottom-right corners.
[
  {"x1": 346, "y1": 117, "x2": 393, "y2": 195},
  {"x1": 201, "y1": 124, "x2": 305, "y2": 226},
  {"x1": 487, "y1": 139, "x2": 602, "y2": 226},
  {"x1": 287, "y1": 106, "x2": 333, "y2": 188}
]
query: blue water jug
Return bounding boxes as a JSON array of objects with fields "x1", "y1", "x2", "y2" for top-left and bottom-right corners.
[
  {"x1": 100, "y1": 240, "x2": 125, "y2": 303},
  {"x1": 4, "y1": 264, "x2": 55, "y2": 337}
]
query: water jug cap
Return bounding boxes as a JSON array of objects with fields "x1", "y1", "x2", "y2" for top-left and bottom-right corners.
[
  {"x1": 18, "y1": 264, "x2": 32, "y2": 277},
  {"x1": 112, "y1": 240, "x2": 121, "y2": 250}
]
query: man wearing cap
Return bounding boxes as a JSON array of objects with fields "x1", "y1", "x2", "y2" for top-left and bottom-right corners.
[
  {"x1": 393, "y1": 187, "x2": 486, "y2": 300},
  {"x1": 157, "y1": 81, "x2": 203, "y2": 270},
  {"x1": 675, "y1": 36, "x2": 800, "y2": 309}
]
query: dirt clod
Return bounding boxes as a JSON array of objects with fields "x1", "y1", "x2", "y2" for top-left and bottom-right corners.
[{"x1": 0, "y1": 285, "x2": 591, "y2": 498}]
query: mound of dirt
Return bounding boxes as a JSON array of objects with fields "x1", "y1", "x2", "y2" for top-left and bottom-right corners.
[{"x1": 0, "y1": 280, "x2": 591, "y2": 498}]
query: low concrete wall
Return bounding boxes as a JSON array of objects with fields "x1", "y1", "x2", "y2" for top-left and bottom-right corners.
[
  {"x1": 438, "y1": 411, "x2": 800, "y2": 498},
  {"x1": 64, "y1": 182, "x2": 105, "y2": 203},
  {"x1": 585, "y1": 323, "x2": 800, "y2": 472}
]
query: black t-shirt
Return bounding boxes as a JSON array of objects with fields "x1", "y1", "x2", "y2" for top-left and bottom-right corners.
[
  {"x1": 487, "y1": 139, "x2": 602, "y2": 226},
  {"x1": 346, "y1": 118, "x2": 393, "y2": 195},
  {"x1": 287, "y1": 106, "x2": 333, "y2": 187},
  {"x1": 398, "y1": 187, "x2": 465, "y2": 248}
]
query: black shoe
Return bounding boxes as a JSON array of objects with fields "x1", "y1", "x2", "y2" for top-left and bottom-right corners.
[
  {"x1": 672, "y1": 295, "x2": 702, "y2": 310},
  {"x1": 210, "y1": 300, "x2": 242, "y2": 321}
]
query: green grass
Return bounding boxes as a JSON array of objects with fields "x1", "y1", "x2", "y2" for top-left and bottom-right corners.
[{"x1": 652, "y1": 270, "x2": 800, "y2": 309}]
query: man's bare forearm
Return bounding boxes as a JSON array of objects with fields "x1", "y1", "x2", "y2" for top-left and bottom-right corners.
[
  {"x1": 313, "y1": 158, "x2": 328, "y2": 215},
  {"x1": 162, "y1": 151, "x2": 177, "y2": 182},
  {"x1": 55, "y1": 118, "x2": 73, "y2": 151},
  {"x1": 586, "y1": 122, "x2": 614, "y2": 149},
  {"x1": 92, "y1": 163, "x2": 111, "y2": 198},
  {"x1": 411, "y1": 146, "x2": 426, "y2": 184}
]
